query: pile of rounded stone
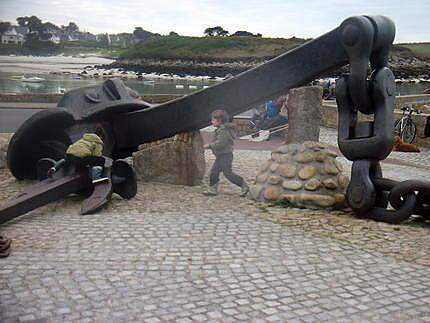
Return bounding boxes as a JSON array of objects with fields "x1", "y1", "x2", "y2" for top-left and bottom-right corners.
[{"x1": 249, "y1": 141, "x2": 350, "y2": 209}]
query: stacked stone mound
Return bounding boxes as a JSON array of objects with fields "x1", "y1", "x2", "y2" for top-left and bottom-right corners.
[
  {"x1": 249, "y1": 141, "x2": 350, "y2": 209},
  {"x1": 133, "y1": 131, "x2": 205, "y2": 186}
]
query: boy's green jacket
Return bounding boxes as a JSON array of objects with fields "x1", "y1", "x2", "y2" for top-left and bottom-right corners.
[
  {"x1": 66, "y1": 133, "x2": 104, "y2": 158},
  {"x1": 209, "y1": 123, "x2": 236, "y2": 155}
]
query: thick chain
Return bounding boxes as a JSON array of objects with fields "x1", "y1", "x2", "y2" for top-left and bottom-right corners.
[{"x1": 336, "y1": 17, "x2": 430, "y2": 223}]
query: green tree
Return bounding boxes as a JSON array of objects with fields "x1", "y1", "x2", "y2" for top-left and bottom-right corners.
[
  {"x1": 23, "y1": 32, "x2": 61, "y2": 54},
  {"x1": 43, "y1": 22, "x2": 60, "y2": 32},
  {"x1": 16, "y1": 17, "x2": 27, "y2": 27},
  {"x1": 231, "y1": 30, "x2": 257, "y2": 37},
  {"x1": 204, "y1": 26, "x2": 229, "y2": 37},
  {"x1": 66, "y1": 22, "x2": 79, "y2": 32},
  {"x1": 16, "y1": 16, "x2": 43, "y2": 33},
  {"x1": 133, "y1": 27, "x2": 152, "y2": 39}
]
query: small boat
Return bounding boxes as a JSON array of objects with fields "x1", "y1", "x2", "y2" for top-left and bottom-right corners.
[{"x1": 21, "y1": 76, "x2": 45, "y2": 83}]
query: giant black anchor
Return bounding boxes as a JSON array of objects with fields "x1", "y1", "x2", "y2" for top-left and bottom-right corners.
[{"x1": 1, "y1": 15, "x2": 429, "y2": 224}]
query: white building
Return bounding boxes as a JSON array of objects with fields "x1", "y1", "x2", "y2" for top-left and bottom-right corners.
[{"x1": 1, "y1": 28, "x2": 25, "y2": 45}]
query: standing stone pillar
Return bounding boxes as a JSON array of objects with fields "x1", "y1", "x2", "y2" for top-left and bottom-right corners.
[{"x1": 286, "y1": 86, "x2": 322, "y2": 143}]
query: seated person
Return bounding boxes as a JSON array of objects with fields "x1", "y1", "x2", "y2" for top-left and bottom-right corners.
[
  {"x1": 265, "y1": 99, "x2": 280, "y2": 119},
  {"x1": 250, "y1": 99, "x2": 284, "y2": 131}
]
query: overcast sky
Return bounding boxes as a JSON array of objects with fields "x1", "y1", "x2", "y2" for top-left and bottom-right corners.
[{"x1": 0, "y1": 0, "x2": 429, "y2": 43}]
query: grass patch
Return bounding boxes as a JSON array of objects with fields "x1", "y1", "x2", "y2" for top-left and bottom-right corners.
[
  {"x1": 395, "y1": 42, "x2": 430, "y2": 59},
  {"x1": 120, "y1": 35, "x2": 307, "y2": 61}
]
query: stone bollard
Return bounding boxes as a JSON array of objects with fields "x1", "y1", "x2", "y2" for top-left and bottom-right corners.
[
  {"x1": 286, "y1": 86, "x2": 322, "y2": 143},
  {"x1": 132, "y1": 131, "x2": 205, "y2": 186}
]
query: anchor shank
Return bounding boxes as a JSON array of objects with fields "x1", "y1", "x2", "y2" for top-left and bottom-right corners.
[{"x1": 0, "y1": 173, "x2": 88, "y2": 224}]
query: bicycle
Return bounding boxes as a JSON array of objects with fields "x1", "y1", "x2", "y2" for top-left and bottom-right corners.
[{"x1": 394, "y1": 106, "x2": 421, "y2": 144}]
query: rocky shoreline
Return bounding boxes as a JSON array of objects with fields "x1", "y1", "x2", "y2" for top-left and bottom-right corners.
[
  {"x1": 106, "y1": 58, "x2": 255, "y2": 78},
  {"x1": 105, "y1": 55, "x2": 430, "y2": 80}
]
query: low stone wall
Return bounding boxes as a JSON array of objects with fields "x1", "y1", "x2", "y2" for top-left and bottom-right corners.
[
  {"x1": 0, "y1": 94, "x2": 63, "y2": 103},
  {"x1": 321, "y1": 103, "x2": 430, "y2": 147},
  {"x1": 0, "y1": 94, "x2": 181, "y2": 104},
  {"x1": 394, "y1": 94, "x2": 430, "y2": 112}
]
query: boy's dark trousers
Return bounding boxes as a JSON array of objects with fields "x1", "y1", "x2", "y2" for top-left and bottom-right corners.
[{"x1": 209, "y1": 152, "x2": 244, "y2": 187}]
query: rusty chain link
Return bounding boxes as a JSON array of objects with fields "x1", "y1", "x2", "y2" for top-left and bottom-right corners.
[{"x1": 335, "y1": 16, "x2": 430, "y2": 224}]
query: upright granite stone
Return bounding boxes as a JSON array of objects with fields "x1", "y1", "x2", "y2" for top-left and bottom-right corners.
[
  {"x1": 249, "y1": 141, "x2": 349, "y2": 209},
  {"x1": 286, "y1": 86, "x2": 322, "y2": 143},
  {"x1": 133, "y1": 131, "x2": 205, "y2": 186}
]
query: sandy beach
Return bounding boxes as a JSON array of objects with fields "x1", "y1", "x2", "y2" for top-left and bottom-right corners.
[{"x1": 0, "y1": 55, "x2": 114, "y2": 74}]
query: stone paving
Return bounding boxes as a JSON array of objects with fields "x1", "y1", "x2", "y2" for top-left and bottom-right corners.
[{"x1": 1, "y1": 128, "x2": 430, "y2": 322}]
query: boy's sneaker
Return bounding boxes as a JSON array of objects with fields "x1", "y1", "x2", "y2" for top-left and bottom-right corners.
[
  {"x1": 203, "y1": 183, "x2": 218, "y2": 196},
  {"x1": 240, "y1": 182, "x2": 249, "y2": 197}
]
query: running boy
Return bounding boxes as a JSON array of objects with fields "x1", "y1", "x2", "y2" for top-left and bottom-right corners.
[{"x1": 203, "y1": 109, "x2": 249, "y2": 196}]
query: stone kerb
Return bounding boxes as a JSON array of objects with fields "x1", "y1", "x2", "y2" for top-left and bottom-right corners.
[
  {"x1": 249, "y1": 141, "x2": 349, "y2": 209},
  {"x1": 132, "y1": 131, "x2": 205, "y2": 186}
]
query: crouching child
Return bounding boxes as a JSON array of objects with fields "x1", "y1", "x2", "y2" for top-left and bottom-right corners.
[{"x1": 64, "y1": 126, "x2": 108, "y2": 184}]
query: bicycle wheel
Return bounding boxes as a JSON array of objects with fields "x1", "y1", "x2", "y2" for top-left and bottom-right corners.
[
  {"x1": 394, "y1": 118, "x2": 402, "y2": 137},
  {"x1": 400, "y1": 118, "x2": 416, "y2": 144}
]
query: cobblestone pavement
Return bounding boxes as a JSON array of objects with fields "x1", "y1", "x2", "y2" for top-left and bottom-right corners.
[{"x1": 1, "y1": 132, "x2": 430, "y2": 322}]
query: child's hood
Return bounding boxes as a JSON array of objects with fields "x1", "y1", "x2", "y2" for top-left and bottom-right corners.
[
  {"x1": 221, "y1": 123, "x2": 236, "y2": 138},
  {"x1": 82, "y1": 133, "x2": 103, "y2": 144}
]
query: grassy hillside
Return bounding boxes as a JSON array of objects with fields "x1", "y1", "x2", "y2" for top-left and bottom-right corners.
[
  {"x1": 396, "y1": 42, "x2": 430, "y2": 59},
  {"x1": 119, "y1": 35, "x2": 308, "y2": 61},
  {"x1": 119, "y1": 35, "x2": 430, "y2": 63}
]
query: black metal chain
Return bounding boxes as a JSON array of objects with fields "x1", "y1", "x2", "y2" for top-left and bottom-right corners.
[{"x1": 335, "y1": 16, "x2": 430, "y2": 224}]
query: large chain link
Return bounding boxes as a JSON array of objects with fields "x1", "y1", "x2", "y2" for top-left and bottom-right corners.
[{"x1": 335, "y1": 17, "x2": 430, "y2": 224}]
